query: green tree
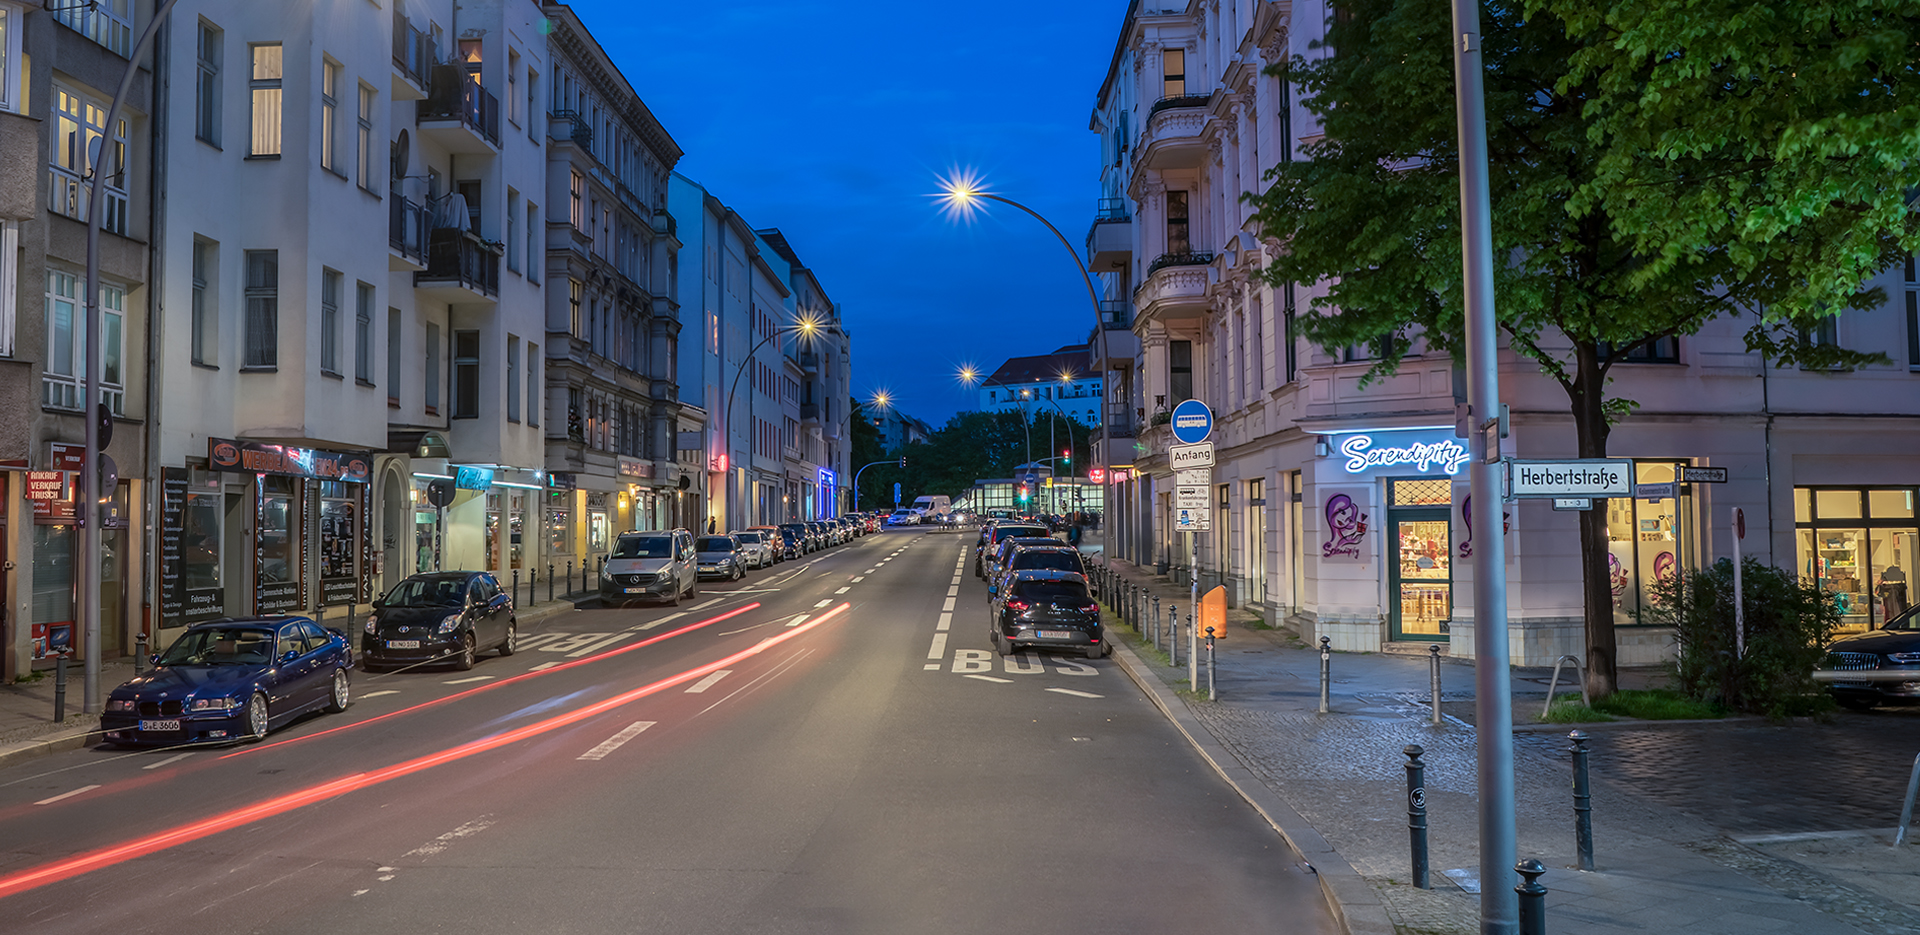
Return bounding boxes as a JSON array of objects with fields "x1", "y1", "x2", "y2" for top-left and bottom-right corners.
[
  {"x1": 896, "y1": 410, "x2": 1092, "y2": 504},
  {"x1": 1249, "y1": 0, "x2": 1896, "y2": 696}
]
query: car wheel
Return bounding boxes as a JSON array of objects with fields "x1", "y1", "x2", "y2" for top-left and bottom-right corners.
[
  {"x1": 1085, "y1": 646, "x2": 1103, "y2": 660},
  {"x1": 733, "y1": 564, "x2": 743, "y2": 581},
  {"x1": 454, "y1": 632, "x2": 476, "y2": 671},
  {"x1": 498, "y1": 619, "x2": 518, "y2": 656},
  {"x1": 325, "y1": 668, "x2": 351, "y2": 713},
  {"x1": 245, "y1": 692, "x2": 270, "y2": 741},
  {"x1": 998, "y1": 638, "x2": 1016, "y2": 657}
]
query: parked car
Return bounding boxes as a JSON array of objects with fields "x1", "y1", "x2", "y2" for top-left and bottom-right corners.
[
  {"x1": 732, "y1": 529, "x2": 776, "y2": 567},
  {"x1": 889, "y1": 508, "x2": 919, "y2": 526},
  {"x1": 808, "y1": 521, "x2": 834, "y2": 547},
  {"x1": 987, "y1": 535, "x2": 1062, "y2": 583},
  {"x1": 994, "y1": 543, "x2": 1088, "y2": 587},
  {"x1": 987, "y1": 570, "x2": 1106, "y2": 658},
  {"x1": 696, "y1": 535, "x2": 749, "y2": 580},
  {"x1": 779, "y1": 522, "x2": 815, "y2": 553},
  {"x1": 776, "y1": 524, "x2": 809, "y2": 556},
  {"x1": 102, "y1": 616, "x2": 353, "y2": 746},
  {"x1": 976, "y1": 523, "x2": 1051, "y2": 577},
  {"x1": 362, "y1": 572, "x2": 517, "y2": 671},
  {"x1": 601, "y1": 529, "x2": 698, "y2": 606},
  {"x1": 1820, "y1": 606, "x2": 1920, "y2": 709}
]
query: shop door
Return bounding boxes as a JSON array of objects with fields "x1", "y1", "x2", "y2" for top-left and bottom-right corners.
[{"x1": 1389, "y1": 509, "x2": 1452, "y2": 641}]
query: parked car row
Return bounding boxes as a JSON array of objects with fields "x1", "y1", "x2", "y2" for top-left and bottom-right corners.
[{"x1": 972, "y1": 516, "x2": 1105, "y2": 658}]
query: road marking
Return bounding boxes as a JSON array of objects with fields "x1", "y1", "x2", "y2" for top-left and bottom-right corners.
[
  {"x1": 567, "y1": 633, "x2": 636, "y2": 657},
  {"x1": 142, "y1": 753, "x2": 193, "y2": 770},
  {"x1": 834, "y1": 586, "x2": 851, "y2": 594},
  {"x1": 684, "y1": 670, "x2": 732, "y2": 693},
  {"x1": 1047, "y1": 688, "x2": 1104, "y2": 698},
  {"x1": 578, "y1": 721, "x2": 656, "y2": 761},
  {"x1": 528, "y1": 661, "x2": 561, "y2": 671},
  {"x1": 814, "y1": 600, "x2": 832, "y2": 608},
  {"x1": 937, "y1": 612, "x2": 952, "y2": 631},
  {"x1": 35, "y1": 785, "x2": 99, "y2": 805},
  {"x1": 865, "y1": 568, "x2": 878, "y2": 574},
  {"x1": 946, "y1": 585, "x2": 959, "y2": 596},
  {"x1": 923, "y1": 663, "x2": 940, "y2": 670},
  {"x1": 964, "y1": 674, "x2": 1013, "y2": 684},
  {"x1": 690, "y1": 597, "x2": 724, "y2": 610},
  {"x1": 851, "y1": 576, "x2": 865, "y2": 582},
  {"x1": 941, "y1": 597, "x2": 956, "y2": 611},
  {"x1": 402, "y1": 816, "x2": 497, "y2": 857},
  {"x1": 636, "y1": 611, "x2": 688, "y2": 631},
  {"x1": 927, "y1": 632, "x2": 948, "y2": 659},
  {"x1": 444, "y1": 676, "x2": 495, "y2": 684},
  {"x1": 786, "y1": 614, "x2": 810, "y2": 627},
  {"x1": 360, "y1": 690, "x2": 401, "y2": 699}
]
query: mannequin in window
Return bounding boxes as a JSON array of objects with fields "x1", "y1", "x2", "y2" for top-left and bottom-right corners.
[{"x1": 1879, "y1": 566, "x2": 1909, "y2": 621}]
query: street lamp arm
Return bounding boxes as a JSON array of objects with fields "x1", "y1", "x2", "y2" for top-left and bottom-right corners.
[
  {"x1": 978, "y1": 193, "x2": 1104, "y2": 323},
  {"x1": 852, "y1": 458, "x2": 903, "y2": 511}
]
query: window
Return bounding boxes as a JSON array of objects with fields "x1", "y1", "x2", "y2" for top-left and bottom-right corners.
[
  {"x1": 526, "y1": 203, "x2": 540, "y2": 283},
  {"x1": 0, "y1": 4, "x2": 19, "y2": 115},
  {"x1": 568, "y1": 279, "x2": 583, "y2": 336},
  {"x1": 1800, "y1": 316, "x2": 1839, "y2": 351},
  {"x1": 357, "y1": 84, "x2": 377, "y2": 191},
  {"x1": 526, "y1": 343, "x2": 539, "y2": 427},
  {"x1": 1166, "y1": 190, "x2": 1191, "y2": 255},
  {"x1": 250, "y1": 44, "x2": 283, "y2": 157},
  {"x1": 321, "y1": 60, "x2": 341, "y2": 173},
  {"x1": 506, "y1": 189, "x2": 520, "y2": 272},
  {"x1": 506, "y1": 49, "x2": 519, "y2": 125},
  {"x1": 387, "y1": 307, "x2": 401, "y2": 407},
  {"x1": 191, "y1": 238, "x2": 215, "y2": 365},
  {"x1": 1906, "y1": 256, "x2": 1918, "y2": 370},
  {"x1": 526, "y1": 68, "x2": 539, "y2": 142},
  {"x1": 354, "y1": 282, "x2": 373, "y2": 383},
  {"x1": 194, "y1": 21, "x2": 221, "y2": 145},
  {"x1": 1597, "y1": 336, "x2": 1680, "y2": 363},
  {"x1": 320, "y1": 269, "x2": 341, "y2": 374},
  {"x1": 42, "y1": 272, "x2": 125, "y2": 414},
  {"x1": 570, "y1": 171, "x2": 585, "y2": 230},
  {"x1": 50, "y1": 85, "x2": 130, "y2": 235},
  {"x1": 1169, "y1": 340, "x2": 1193, "y2": 405},
  {"x1": 51, "y1": 0, "x2": 130, "y2": 57},
  {"x1": 424, "y1": 322, "x2": 440, "y2": 414},
  {"x1": 1284, "y1": 283, "x2": 1298, "y2": 382},
  {"x1": 453, "y1": 330, "x2": 479, "y2": 418},
  {"x1": 506, "y1": 336, "x2": 521, "y2": 422},
  {"x1": 244, "y1": 250, "x2": 278, "y2": 367},
  {"x1": 1162, "y1": 47, "x2": 1185, "y2": 98},
  {"x1": 1794, "y1": 486, "x2": 1918, "y2": 634},
  {"x1": 1251, "y1": 294, "x2": 1265, "y2": 392}
]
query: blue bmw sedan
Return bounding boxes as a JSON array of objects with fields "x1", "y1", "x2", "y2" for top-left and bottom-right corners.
[{"x1": 101, "y1": 617, "x2": 353, "y2": 746}]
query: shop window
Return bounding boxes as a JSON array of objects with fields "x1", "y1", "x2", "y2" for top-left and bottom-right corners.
[
  {"x1": 508, "y1": 491, "x2": 526, "y2": 570},
  {"x1": 547, "y1": 494, "x2": 572, "y2": 554},
  {"x1": 318, "y1": 482, "x2": 359, "y2": 606},
  {"x1": 31, "y1": 524, "x2": 75, "y2": 660},
  {"x1": 1604, "y1": 462, "x2": 1692, "y2": 627},
  {"x1": 256, "y1": 476, "x2": 300, "y2": 613},
  {"x1": 486, "y1": 492, "x2": 503, "y2": 570},
  {"x1": 181, "y1": 468, "x2": 223, "y2": 616},
  {"x1": 1796, "y1": 486, "x2": 1918, "y2": 633}
]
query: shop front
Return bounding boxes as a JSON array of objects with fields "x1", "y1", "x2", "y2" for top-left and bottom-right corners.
[{"x1": 1795, "y1": 487, "x2": 1917, "y2": 633}]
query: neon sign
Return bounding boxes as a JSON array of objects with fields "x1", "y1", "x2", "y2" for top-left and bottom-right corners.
[{"x1": 1338, "y1": 434, "x2": 1470, "y2": 475}]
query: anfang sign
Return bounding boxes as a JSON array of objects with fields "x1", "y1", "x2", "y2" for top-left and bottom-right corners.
[{"x1": 1337, "y1": 433, "x2": 1470, "y2": 476}]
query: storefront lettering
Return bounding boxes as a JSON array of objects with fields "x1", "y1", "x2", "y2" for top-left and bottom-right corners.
[
  {"x1": 209, "y1": 437, "x2": 370, "y2": 482},
  {"x1": 1323, "y1": 492, "x2": 1369, "y2": 559},
  {"x1": 1340, "y1": 435, "x2": 1470, "y2": 476}
]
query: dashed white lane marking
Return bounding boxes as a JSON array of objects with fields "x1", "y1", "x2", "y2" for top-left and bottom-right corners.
[
  {"x1": 927, "y1": 632, "x2": 948, "y2": 659},
  {"x1": 814, "y1": 599, "x2": 832, "y2": 608},
  {"x1": 35, "y1": 785, "x2": 100, "y2": 805},
  {"x1": 946, "y1": 585, "x2": 959, "y2": 596},
  {"x1": 937, "y1": 613, "x2": 952, "y2": 631},
  {"x1": 787, "y1": 614, "x2": 810, "y2": 627},
  {"x1": 941, "y1": 597, "x2": 956, "y2": 611},
  {"x1": 444, "y1": 676, "x2": 495, "y2": 685},
  {"x1": 528, "y1": 661, "x2": 561, "y2": 671},
  {"x1": 834, "y1": 586, "x2": 851, "y2": 594},
  {"x1": 1046, "y1": 688, "x2": 1105, "y2": 699},
  {"x1": 568, "y1": 633, "x2": 635, "y2": 657},
  {"x1": 691, "y1": 597, "x2": 724, "y2": 610},
  {"x1": 964, "y1": 674, "x2": 1013, "y2": 684},
  {"x1": 851, "y1": 576, "x2": 865, "y2": 582},
  {"x1": 403, "y1": 816, "x2": 497, "y2": 856},
  {"x1": 923, "y1": 663, "x2": 940, "y2": 670},
  {"x1": 361, "y1": 689, "x2": 401, "y2": 699},
  {"x1": 637, "y1": 611, "x2": 688, "y2": 631},
  {"x1": 866, "y1": 568, "x2": 878, "y2": 574},
  {"x1": 684, "y1": 670, "x2": 732, "y2": 693},
  {"x1": 142, "y1": 753, "x2": 193, "y2": 770},
  {"x1": 578, "y1": 721, "x2": 656, "y2": 761}
]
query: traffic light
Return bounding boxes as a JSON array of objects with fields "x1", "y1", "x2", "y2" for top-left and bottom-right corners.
[
  {"x1": 1060, "y1": 448, "x2": 1070, "y2": 466},
  {"x1": 898, "y1": 456, "x2": 906, "y2": 468},
  {"x1": 1017, "y1": 484, "x2": 1029, "y2": 503}
]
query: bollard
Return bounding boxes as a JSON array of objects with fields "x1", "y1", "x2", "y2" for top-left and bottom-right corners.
[
  {"x1": 1153, "y1": 596, "x2": 1160, "y2": 634},
  {"x1": 1405, "y1": 744, "x2": 1430, "y2": 889},
  {"x1": 513, "y1": 569, "x2": 521, "y2": 608},
  {"x1": 54, "y1": 653, "x2": 68, "y2": 723},
  {"x1": 1319, "y1": 636, "x2": 1332, "y2": 714},
  {"x1": 1429, "y1": 644, "x2": 1444, "y2": 726},
  {"x1": 1571, "y1": 730, "x2": 1595, "y2": 871},
  {"x1": 1170, "y1": 613, "x2": 1181, "y2": 667},
  {"x1": 1205, "y1": 625, "x2": 1217, "y2": 701},
  {"x1": 135, "y1": 632, "x2": 148, "y2": 676},
  {"x1": 568, "y1": 560, "x2": 575, "y2": 595},
  {"x1": 548, "y1": 564, "x2": 555, "y2": 601},
  {"x1": 1515, "y1": 859, "x2": 1548, "y2": 935}
]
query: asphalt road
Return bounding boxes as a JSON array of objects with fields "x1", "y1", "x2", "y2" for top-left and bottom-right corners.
[{"x1": 0, "y1": 527, "x2": 1335, "y2": 934}]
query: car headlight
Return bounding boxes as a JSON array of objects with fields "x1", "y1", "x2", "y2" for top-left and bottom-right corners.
[
  {"x1": 718, "y1": 557, "x2": 734, "y2": 565},
  {"x1": 437, "y1": 613, "x2": 463, "y2": 635},
  {"x1": 1890, "y1": 652, "x2": 1920, "y2": 664},
  {"x1": 107, "y1": 699, "x2": 135, "y2": 712},
  {"x1": 191, "y1": 697, "x2": 239, "y2": 711},
  {"x1": 656, "y1": 569, "x2": 673, "y2": 582},
  {"x1": 364, "y1": 614, "x2": 379, "y2": 635}
]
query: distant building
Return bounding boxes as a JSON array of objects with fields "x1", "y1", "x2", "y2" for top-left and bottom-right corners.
[
  {"x1": 870, "y1": 408, "x2": 932, "y2": 453},
  {"x1": 977, "y1": 347, "x2": 1100, "y2": 427}
]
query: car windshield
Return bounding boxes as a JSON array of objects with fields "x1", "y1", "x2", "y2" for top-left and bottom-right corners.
[
  {"x1": 696, "y1": 536, "x2": 736, "y2": 551},
  {"x1": 157, "y1": 626, "x2": 276, "y2": 666},
  {"x1": 1883, "y1": 606, "x2": 1920, "y2": 631},
  {"x1": 613, "y1": 536, "x2": 672, "y2": 559},
  {"x1": 381, "y1": 577, "x2": 469, "y2": 607},
  {"x1": 1014, "y1": 581, "x2": 1091, "y2": 603},
  {"x1": 1015, "y1": 551, "x2": 1081, "y2": 572},
  {"x1": 734, "y1": 532, "x2": 762, "y2": 543}
]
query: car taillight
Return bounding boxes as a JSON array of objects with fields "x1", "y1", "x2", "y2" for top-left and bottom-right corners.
[
  {"x1": 1080, "y1": 603, "x2": 1099, "y2": 613},
  {"x1": 1006, "y1": 600, "x2": 1031, "y2": 611}
]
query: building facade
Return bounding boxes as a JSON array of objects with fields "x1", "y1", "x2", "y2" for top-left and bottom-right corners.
[{"x1": 1092, "y1": 0, "x2": 1920, "y2": 664}]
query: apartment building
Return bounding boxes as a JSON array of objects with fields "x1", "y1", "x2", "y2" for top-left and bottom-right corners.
[
  {"x1": 757, "y1": 228, "x2": 851, "y2": 522},
  {"x1": 1092, "y1": 0, "x2": 1920, "y2": 664}
]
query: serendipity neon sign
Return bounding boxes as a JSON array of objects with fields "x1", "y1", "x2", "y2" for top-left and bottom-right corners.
[{"x1": 1339, "y1": 434, "x2": 1470, "y2": 476}]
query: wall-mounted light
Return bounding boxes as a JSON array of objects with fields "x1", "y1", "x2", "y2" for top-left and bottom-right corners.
[{"x1": 1314, "y1": 439, "x2": 1330, "y2": 458}]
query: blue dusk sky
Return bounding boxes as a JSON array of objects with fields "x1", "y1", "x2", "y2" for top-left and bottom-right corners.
[{"x1": 565, "y1": 0, "x2": 1125, "y2": 428}]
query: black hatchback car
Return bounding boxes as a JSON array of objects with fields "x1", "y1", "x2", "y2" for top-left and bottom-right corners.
[
  {"x1": 1820, "y1": 606, "x2": 1920, "y2": 709},
  {"x1": 362, "y1": 572, "x2": 517, "y2": 671},
  {"x1": 988, "y1": 570, "x2": 1106, "y2": 658}
]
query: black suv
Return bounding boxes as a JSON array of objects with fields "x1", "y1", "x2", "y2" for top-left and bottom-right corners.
[
  {"x1": 779, "y1": 523, "x2": 815, "y2": 553},
  {"x1": 988, "y1": 570, "x2": 1105, "y2": 658},
  {"x1": 976, "y1": 523, "x2": 1050, "y2": 577}
]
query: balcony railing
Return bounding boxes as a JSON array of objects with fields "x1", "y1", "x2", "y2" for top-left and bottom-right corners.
[
  {"x1": 1095, "y1": 197, "x2": 1130, "y2": 221},
  {"x1": 548, "y1": 109, "x2": 593, "y2": 155},
  {"x1": 1099, "y1": 299, "x2": 1132, "y2": 329},
  {"x1": 652, "y1": 208, "x2": 676, "y2": 238},
  {"x1": 1146, "y1": 251, "x2": 1214, "y2": 276},
  {"x1": 389, "y1": 196, "x2": 429, "y2": 264},
  {"x1": 1148, "y1": 93, "x2": 1213, "y2": 118},
  {"x1": 421, "y1": 66, "x2": 501, "y2": 148},
  {"x1": 391, "y1": 14, "x2": 432, "y2": 87},
  {"x1": 416, "y1": 231, "x2": 500, "y2": 298},
  {"x1": 800, "y1": 402, "x2": 820, "y2": 422}
]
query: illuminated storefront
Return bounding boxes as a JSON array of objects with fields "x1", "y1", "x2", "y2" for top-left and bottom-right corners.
[{"x1": 1795, "y1": 487, "x2": 1917, "y2": 633}]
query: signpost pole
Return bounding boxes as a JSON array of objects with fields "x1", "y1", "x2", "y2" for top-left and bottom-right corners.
[{"x1": 1733, "y1": 507, "x2": 1746, "y2": 658}]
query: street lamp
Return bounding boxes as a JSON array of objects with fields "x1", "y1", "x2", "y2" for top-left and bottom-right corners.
[{"x1": 721, "y1": 313, "x2": 826, "y2": 528}]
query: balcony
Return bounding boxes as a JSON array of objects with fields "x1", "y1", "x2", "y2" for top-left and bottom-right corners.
[
  {"x1": 1137, "y1": 94, "x2": 1211, "y2": 170},
  {"x1": 1099, "y1": 299, "x2": 1133, "y2": 330},
  {"x1": 388, "y1": 197, "x2": 429, "y2": 271},
  {"x1": 414, "y1": 230, "x2": 500, "y2": 303},
  {"x1": 1134, "y1": 253, "x2": 1212, "y2": 330},
  {"x1": 418, "y1": 66, "x2": 500, "y2": 154},
  {"x1": 1088, "y1": 212, "x2": 1132, "y2": 272},
  {"x1": 390, "y1": 14, "x2": 430, "y2": 100},
  {"x1": 799, "y1": 351, "x2": 819, "y2": 375},
  {"x1": 800, "y1": 401, "x2": 820, "y2": 424},
  {"x1": 548, "y1": 109, "x2": 593, "y2": 156},
  {"x1": 652, "y1": 208, "x2": 676, "y2": 238}
]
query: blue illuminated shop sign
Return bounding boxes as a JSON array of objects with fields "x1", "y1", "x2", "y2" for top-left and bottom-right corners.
[{"x1": 1334, "y1": 431, "x2": 1470, "y2": 476}]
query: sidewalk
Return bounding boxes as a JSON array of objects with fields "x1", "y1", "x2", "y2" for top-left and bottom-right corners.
[
  {"x1": 1094, "y1": 554, "x2": 1920, "y2": 935},
  {"x1": 0, "y1": 593, "x2": 592, "y2": 770}
]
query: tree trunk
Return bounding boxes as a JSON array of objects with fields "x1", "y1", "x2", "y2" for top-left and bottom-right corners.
[{"x1": 1569, "y1": 344, "x2": 1619, "y2": 698}]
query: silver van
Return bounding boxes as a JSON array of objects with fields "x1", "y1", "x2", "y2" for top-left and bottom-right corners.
[{"x1": 600, "y1": 529, "x2": 697, "y2": 606}]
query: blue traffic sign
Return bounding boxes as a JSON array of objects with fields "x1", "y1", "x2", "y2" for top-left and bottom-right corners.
[{"x1": 1171, "y1": 399, "x2": 1214, "y2": 445}]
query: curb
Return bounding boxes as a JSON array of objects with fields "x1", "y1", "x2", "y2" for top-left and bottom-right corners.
[
  {"x1": 1509, "y1": 715, "x2": 1764, "y2": 733},
  {"x1": 1108, "y1": 635, "x2": 1396, "y2": 935}
]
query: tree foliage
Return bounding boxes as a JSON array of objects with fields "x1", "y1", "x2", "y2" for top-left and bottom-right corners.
[
  {"x1": 849, "y1": 399, "x2": 891, "y2": 509},
  {"x1": 1642, "y1": 557, "x2": 1838, "y2": 718},
  {"x1": 895, "y1": 410, "x2": 1091, "y2": 503}
]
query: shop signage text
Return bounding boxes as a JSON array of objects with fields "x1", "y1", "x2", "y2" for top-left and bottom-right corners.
[
  {"x1": 1169, "y1": 442, "x2": 1215, "y2": 470},
  {"x1": 24, "y1": 471, "x2": 65, "y2": 501},
  {"x1": 455, "y1": 466, "x2": 494, "y2": 490},
  {"x1": 209, "y1": 438, "x2": 371, "y2": 482},
  {"x1": 618, "y1": 457, "x2": 652, "y2": 479},
  {"x1": 1507, "y1": 459, "x2": 1634, "y2": 498},
  {"x1": 48, "y1": 442, "x2": 85, "y2": 472},
  {"x1": 1339, "y1": 434, "x2": 1470, "y2": 476}
]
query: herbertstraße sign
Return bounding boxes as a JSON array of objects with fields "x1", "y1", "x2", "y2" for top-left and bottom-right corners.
[
  {"x1": 1681, "y1": 466, "x2": 1729, "y2": 484},
  {"x1": 1176, "y1": 506, "x2": 1211, "y2": 531},
  {"x1": 1175, "y1": 485, "x2": 1208, "y2": 509},
  {"x1": 1175, "y1": 468, "x2": 1210, "y2": 486},
  {"x1": 1168, "y1": 442, "x2": 1215, "y2": 470},
  {"x1": 1506, "y1": 459, "x2": 1635, "y2": 499}
]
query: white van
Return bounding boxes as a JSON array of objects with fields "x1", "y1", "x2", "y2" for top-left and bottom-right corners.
[{"x1": 911, "y1": 495, "x2": 951, "y2": 517}]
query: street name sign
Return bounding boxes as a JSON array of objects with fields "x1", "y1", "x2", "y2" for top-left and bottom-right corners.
[
  {"x1": 1637, "y1": 482, "x2": 1677, "y2": 501},
  {"x1": 1169, "y1": 442, "x2": 1215, "y2": 470},
  {"x1": 1171, "y1": 399, "x2": 1214, "y2": 445},
  {"x1": 1506, "y1": 459, "x2": 1634, "y2": 499},
  {"x1": 1681, "y1": 466, "x2": 1728, "y2": 484}
]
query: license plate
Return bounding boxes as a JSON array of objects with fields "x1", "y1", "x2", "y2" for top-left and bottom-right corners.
[
  {"x1": 387, "y1": 639, "x2": 421, "y2": 649},
  {"x1": 625, "y1": 587, "x2": 647, "y2": 594},
  {"x1": 1038, "y1": 630, "x2": 1074, "y2": 640},
  {"x1": 699, "y1": 566, "x2": 716, "y2": 572},
  {"x1": 141, "y1": 719, "x2": 181, "y2": 732}
]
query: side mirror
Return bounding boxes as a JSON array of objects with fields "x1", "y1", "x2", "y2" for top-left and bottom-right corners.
[
  {"x1": 281, "y1": 650, "x2": 299, "y2": 663},
  {"x1": 987, "y1": 585, "x2": 999, "y2": 598},
  {"x1": 149, "y1": 653, "x2": 161, "y2": 667}
]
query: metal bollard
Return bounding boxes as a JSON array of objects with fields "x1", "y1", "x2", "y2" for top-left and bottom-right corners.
[
  {"x1": 568, "y1": 560, "x2": 575, "y2": 595},
  {"x1": 1515, "y1": 859, "x2": 1548, "y2": 935},
  {"x1": 1319, "y1": 636, "x2": 1332, "y2": 714},
  {"x1": 1205, "y1": 626, "x2": 1217, "y2": 701},
  {"x1": 1898, "y1": 752, "x2": 1920, "y2": 848},
  {"x1": 1405, "y1": 744, "x2": 1430, "y2": 888},
  {"x1": 135, "y1": 632, "x2": 148, "y2": 676},
  {"x1": 1170, "y1": 614, "x2": 1181, "y2": 667},
  {"x1": 1429, "y1": 644, "x2": 1444, "y2": 726},
  {"x1": 54, "y1": 653, "x2": 68, "y2": 723},
  {"x1": 513, "y1": 569, "x2": 521, "y2": 608},
  {"x1": 548, "y1": 564, "x2": 555, "y2": 601},
  {"x1": 1153, "y1": 597, "x2": 1161, "y2": 635},
  {"x1": 1571, "y1": 730, "x2": 1595, "y2": 870}
]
